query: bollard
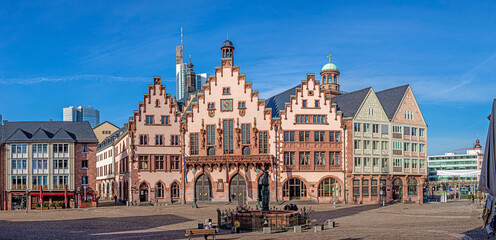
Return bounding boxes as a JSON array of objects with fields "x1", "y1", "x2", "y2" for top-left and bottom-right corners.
[
  {"x1": 327, "y1": 220, "x2": 335, "y2": 228},
  {"x1": 263, "y1": 227, "x2": 271, "y2": 234},
  {"x1": 313, "y1": 225, "x2": 322, "y2": 232},
  {"x1": 294, "y1": 225, "x2": 302, "y2": 233}
]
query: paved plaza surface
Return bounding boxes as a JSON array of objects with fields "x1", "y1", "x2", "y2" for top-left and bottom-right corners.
[{"x1": 0, "y1": 200, "x2": 489, "y2": 240}]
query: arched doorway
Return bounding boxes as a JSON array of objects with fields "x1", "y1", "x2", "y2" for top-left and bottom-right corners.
[
  {"x1": 408, "y1": 178, "x2": 418, "y2": 196},
  {"x1": 139, "y1": 183, "x2": 149, "y2": 202},
  {"x1": 229, "y1": 174, "x2": 246, "y2": 205},
  {"x1": 318, "y1": 177, "x2": 341, "y2": 197},
  {"x1": 195, "y1": 174, "x2": 211, "y2": 202},
  {"x1": 283, "y1": 178, "x2": 307, "y2": 200},
  {"x1": 392, "y1": 178, "x2": 402, "y2": 201},
  {"x1": 171, "y1": 182, "x2": 180, "y2": 202}
]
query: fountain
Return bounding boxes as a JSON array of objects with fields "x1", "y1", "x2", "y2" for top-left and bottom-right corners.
[{"x1": 230, "y1": 168, "x2": 304, "y2": 230}]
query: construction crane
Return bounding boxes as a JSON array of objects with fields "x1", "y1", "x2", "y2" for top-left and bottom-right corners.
[
  {"x1": 452, "y1": 139, "x2": 483, "y2": 152},
  {"x1": 451, "y1": 147, "x2": 474, "y2": 152}
]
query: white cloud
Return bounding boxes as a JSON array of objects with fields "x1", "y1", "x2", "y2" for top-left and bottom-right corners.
[{"x1": 0, "y1": 75, "x2": 151, "y2": 85}]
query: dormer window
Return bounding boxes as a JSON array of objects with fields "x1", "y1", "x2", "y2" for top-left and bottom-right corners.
[{"x1": 222, "y1": 87, "x2": 231, "y2": 95}]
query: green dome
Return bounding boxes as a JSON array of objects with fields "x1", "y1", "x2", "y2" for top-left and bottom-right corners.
[{"x1": 322, "y1": 63, "x2": 338, "y2": 71}]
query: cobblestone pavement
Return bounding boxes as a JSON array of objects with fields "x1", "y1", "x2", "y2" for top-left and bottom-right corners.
[{"x1": 0, "y1": 200, "x2": 489, "y2": 240}]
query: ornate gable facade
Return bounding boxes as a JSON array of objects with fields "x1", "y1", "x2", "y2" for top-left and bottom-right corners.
[
  {"x1": 182, "y1": 42, "x2": 274, "y2": 203},
  {"x1": 128, "y1": 77, "x2": 182, "y2": 204},
  {"x1": 277, "y1": 74, "x2": 345, "y2": 202}
]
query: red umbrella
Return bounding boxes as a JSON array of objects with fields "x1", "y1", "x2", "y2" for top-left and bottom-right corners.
[
  {"x1": 39, "y1": 186, "x2": 43, "y2": 209},
  {"x1": 64, "y1": 184, "x2": 68, "y2": 205}
]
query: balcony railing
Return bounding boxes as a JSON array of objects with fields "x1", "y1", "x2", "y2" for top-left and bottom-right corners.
[{"x1": 12, "y1": 169, "x2": 27, "y2": 174}]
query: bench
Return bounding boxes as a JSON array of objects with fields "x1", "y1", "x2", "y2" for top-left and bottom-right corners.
[{"x1": 185, "y1": 229, "x2": 219, "y2": 240}]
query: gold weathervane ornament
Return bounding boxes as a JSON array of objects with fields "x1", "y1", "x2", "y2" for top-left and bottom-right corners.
[{"x1": 327, "y1": 53, "x2": 332, "y2": 63}]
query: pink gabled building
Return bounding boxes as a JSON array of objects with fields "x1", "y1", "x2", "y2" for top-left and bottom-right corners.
[
  {"x1": 181, "y1": 40, "x2": 275, "y2": 204},
  {"x1": 128, "y1": 77, "x2": 183, "y2": 204}
]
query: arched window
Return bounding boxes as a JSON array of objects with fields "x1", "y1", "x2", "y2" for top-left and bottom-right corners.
[
  {"x1": 283, "y1": 178, "x2": 307, "y2": 200},
  {"x1": 408, "y1": 178, "x2": 417, "y2": 195},
  {"x1": 318, "y1": 178, "x2": 341, "y2": 197},
  {"x1": 171, "y1": 182, "x2": 180, "y2": 199},
  {"x1": 156, "y1": 182, "x2": 164, "y2": 198}
]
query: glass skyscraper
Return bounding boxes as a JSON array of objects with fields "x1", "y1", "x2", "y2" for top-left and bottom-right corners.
[{"x1": 63, "y1": 106, "x2": 100, "y2": 128}]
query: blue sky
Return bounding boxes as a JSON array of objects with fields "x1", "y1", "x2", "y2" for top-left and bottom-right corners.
[{"x1": 1, "y1": 1, "x2": 495, "y2": 155}]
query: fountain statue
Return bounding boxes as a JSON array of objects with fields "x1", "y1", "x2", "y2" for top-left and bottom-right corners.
[{"x1": 261, "y1": 168, "x2": 270, "y2": 211}]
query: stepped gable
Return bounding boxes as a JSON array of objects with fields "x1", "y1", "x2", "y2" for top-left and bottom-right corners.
[
  {"x1": 376, "y1": 84, "x2": 409, "y2": 121},
  {"x1": 331, "y1": 87, "x2": 372, "y2": 118}
]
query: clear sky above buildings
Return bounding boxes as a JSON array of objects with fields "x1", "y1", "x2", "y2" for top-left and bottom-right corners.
[{"x1": 0, "y1": 1, "x2": 495, "y2": 155}]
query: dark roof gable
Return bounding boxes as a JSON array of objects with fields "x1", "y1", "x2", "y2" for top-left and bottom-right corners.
[
  {"x1": 331, "y1": 87, "x2": 371, "y2": 118},
  {"x1": 1, "y1": 121, "x2": 98, "y2": 143},
  {"x1": 376, "y1": 85, "x2": 409, "y2": 121}
]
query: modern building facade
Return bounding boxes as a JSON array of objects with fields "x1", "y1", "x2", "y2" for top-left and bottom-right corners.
[
  {"x1": 428, "y1": 139, "x2": 482, "y2": 183},
  {"x1": 196, "y1": 73, "x2": 208, "y2": 90},
  {"x1": 0, "y1": 121, "x2": 98, "y2": 210},
  {"x1": 63, "y1": 106, "x2": 100, "y2": 128}
]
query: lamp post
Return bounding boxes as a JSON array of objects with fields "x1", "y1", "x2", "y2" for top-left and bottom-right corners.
[
  {"x1": 182, "y1": 128, "x2": 186, "y2": 205},
  {"x1": 25, "y1": 189, "x2": 29, "y2": 213},
  {"x1": 380, "y1": 182, "x2": 384, "y2": 206},
  {"x1": 274, "y1": 125, "x2": 279, "y2": 203},
  {"x1": 192, "y1": 169, "x2": 197, "y2": 208},
  {"x1": 132, "y1": 183, "x2": 136, "y2": 206},
  {"x1": 255, "y1": 168, "x2": 260, "y2": 209},
  {"x1": 417, "y1": 183, "x2": 420, "y2": 205},
  {"x1": 77, "y1": 187, "x2": 81, "y2": 211},
  {"x1": 342, "y1": 124, "x2": 347, "y2": 204},
  {"x1": 155, "y1": 184, "x2": 158, "y2": 206}
]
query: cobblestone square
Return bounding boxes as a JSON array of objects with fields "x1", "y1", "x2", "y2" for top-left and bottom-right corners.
[{"x1": 0, "y1": 201, "x2": 487, "y2": 239}]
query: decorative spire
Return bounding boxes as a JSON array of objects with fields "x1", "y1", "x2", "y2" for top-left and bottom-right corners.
[{"x1": 327, "y1": 53, "x2": 332, "y2": 63}]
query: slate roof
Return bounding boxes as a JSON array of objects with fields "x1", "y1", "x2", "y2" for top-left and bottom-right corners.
[
  {"x1": 331, "y1": 87, "x2": 372, "y2": 118},
  {"x1": 0, "y1": 125, "x2": 3, "y2": 143},
  {"x1": 1, "y1": 121, "x2": 98, "y2": 143},
  {"x1": 97, "y1": 125, "x2": 125, "y2": 151},
  {"x1": 265, "y1": 85, "x2": 300, "y2": 118},
  {"x1": 376, "y1": 84, "x2": 409, "y2": 121}
]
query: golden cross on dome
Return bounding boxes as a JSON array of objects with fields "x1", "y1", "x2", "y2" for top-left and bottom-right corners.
[{"x1": 327, "y1": 53, "x2": 332, "y2": 63}]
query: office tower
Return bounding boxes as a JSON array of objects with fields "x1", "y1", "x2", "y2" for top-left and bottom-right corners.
[
  {"x1": 176, "y1": 27, "x2": 186, "y2": 100},
  {"x1": 63, "y1": 106, "x2": 100, "y2": 128},
  {"x1": 196, "y1": 73, "x2": 208, "y2": 90}
]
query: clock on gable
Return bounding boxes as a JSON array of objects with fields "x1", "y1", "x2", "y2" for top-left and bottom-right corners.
[{"x1": 221, "y1": 99, "x2": 233, "y2": 111}]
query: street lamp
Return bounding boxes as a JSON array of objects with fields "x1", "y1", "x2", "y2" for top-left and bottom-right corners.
[
  {"x1": 25, "y1": 189, "x2": 29, "y2": 213},
  {"x1": 77, "y1": 186, "x2": 81, "y2": 211},
  {"x1": 342, "y1": 124, "x2": 347, "y2": 204},
  {"x1": 417, "y1": 183, "x2": 420, "y2": 205},
  {"x1": 255, "y1": 168, "x2": 260, "y2": 209},
  {"x1": 380, "y1": 182, "x2": 384, "y2": 206},
  {"x1": 274, "y1": 125, "x2": 279, "y2": 203},
  {"x1": 155, "y1": 184, "x2": 158, "y2": 206},
  {"x1": 192, "y1": 169, "x2": 198, "y2": 208}
]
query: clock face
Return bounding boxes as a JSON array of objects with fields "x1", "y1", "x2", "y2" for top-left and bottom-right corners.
[{"x1": 221, "y1": 99, "x2": 233, "y2": 111}]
